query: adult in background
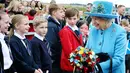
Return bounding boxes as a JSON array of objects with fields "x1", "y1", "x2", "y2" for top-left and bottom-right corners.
[
  {"x1": 115, "y1": 5, "x2": 126, "y2": 24},
  {"x1": 85, "y1": 3, "x2": 93, "y2": 28}
]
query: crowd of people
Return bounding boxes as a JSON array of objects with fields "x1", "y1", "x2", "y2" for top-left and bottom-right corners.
[{"x1": 0, "y1": 0, "x2": 130, "y2": 73}]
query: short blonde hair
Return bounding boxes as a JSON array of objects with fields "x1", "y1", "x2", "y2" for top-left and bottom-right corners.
[
  {"x1": 121, "y1": 19, "x2": 129, "y2": 26},
  {"x1": 33, "y1": 16, "x2": 47, "y2": 27}
]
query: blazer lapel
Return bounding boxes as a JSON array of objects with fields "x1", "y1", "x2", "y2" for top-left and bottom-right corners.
[
  {"x1": 34, "y1": 37, "x2": 46, "y2": 50},
  {"x1": 14, "y1": 35, "x2": 31, "y2": 56},
  {"x1": 66, "y1": 26, "x2": 83, "y2": 45}
]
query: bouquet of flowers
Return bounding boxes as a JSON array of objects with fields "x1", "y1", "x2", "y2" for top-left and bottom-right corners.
[{"x1": 69, "y1": 46, "x2": 98, "y2": 73}]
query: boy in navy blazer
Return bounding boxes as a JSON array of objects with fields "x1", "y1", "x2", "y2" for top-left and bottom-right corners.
[
  {"x1": 45, "y1": 4, "x2": 65, "y2": 73},
  {"x1": 31, "y1": 16, "x2": 52, "y2": 73}
]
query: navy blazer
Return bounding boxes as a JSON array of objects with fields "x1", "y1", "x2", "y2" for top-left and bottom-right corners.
[
  {"x1": 9, "y1": 35, "x2": 38, "y2": 73},
  {"x1": 45, "y1": 16, "x2": 62, "y2": 65},
  {"x1": 31, "y1": 37, "x2": 52, "y2": 73},
  {"x1": 0, "y1": 42, "x2": 4, "y2": 73}
]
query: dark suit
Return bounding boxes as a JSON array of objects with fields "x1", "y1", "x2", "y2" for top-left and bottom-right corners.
[
  {"x1": 31, "y1": 37, "x2": 52, "y2": 73},
  {"x1": 115, "y1": 15, "x2": 126, "y2": 24},
  {"x1": 0, "y1": 42, "x2": 4, "y2": 73},
  {"x1": 45, "y1": 16, "x2": 62, "y2": 73},
  {"x1": 9, "y1": 35, "x2": 38, "y2": 73}
]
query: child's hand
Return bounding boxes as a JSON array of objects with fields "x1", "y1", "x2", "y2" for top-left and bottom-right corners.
[
  {"x1": 34, "y1": 69, "x2": 41, "y2": 73},
  {"x1": 124, "y1": 27, "x2": 130, "y2": 32},
  {"x1": 38, "y1": 69, "x2": 43, "y2": 73}
]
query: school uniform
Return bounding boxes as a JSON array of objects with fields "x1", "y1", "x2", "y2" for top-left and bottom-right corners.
[
  {"x1": 9, "y1": 32, "x2": 39, "y2": 73},
  {"x1": 31, "y1": 33, "x2": 52, "y2": 73},
  {"x1": 59, "y1": 24, "x2": 83, "y2": 72},
  {"x1": 46, "y1": 16, "x2": 62, "y2": 73},
  {"x1": 0, "y1": 33, "x2": 14, "y2": 73},
  {"x1": 0, "y1": 41, "x2": 4, "y2": 73}
]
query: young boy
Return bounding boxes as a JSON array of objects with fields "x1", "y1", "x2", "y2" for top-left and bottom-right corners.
[
  {"x1": 59, "y1": 8, "x2": 83, "y2": 73},
  {"x1": 31, "y1": 16, "x2": 52, "y2": 73},
  {"x1": 45, "y1": 4, "x2": 64, "y2": 73}
]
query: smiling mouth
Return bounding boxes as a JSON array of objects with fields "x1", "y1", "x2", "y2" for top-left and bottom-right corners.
[{"x1": 95, "y1": 23, "x2": 99, "y2": 27}]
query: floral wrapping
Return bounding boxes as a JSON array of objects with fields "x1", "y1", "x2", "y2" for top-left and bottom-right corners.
[{"x1": 69, "y1": 46, "x2": 98, "y2": 73}]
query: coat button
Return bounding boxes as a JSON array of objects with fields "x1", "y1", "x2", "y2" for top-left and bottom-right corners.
[
  {"x1": 99, "y1": 42, "x2": 102, "y2": 45},
  {"x1": 101, "y1": 32, "x2": 103, "y2": 35}
]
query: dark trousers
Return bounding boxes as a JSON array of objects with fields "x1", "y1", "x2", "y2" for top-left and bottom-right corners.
[
  {"x1": 52, "y1": 63, "x2": 62, "y2": 73},
  {"x1": 4, "y1": 65, "x2": 15, "y2": 73},
  {"x1": 126, "y1": 54, "x2": 130, "y2": 73}
]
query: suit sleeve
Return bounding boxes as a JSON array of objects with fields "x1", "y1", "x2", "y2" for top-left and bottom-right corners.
[
  {"x1": 59, "y1": 29, "x2": 73, "y2": 57},
  {"x1": 31, "y1": 41, "x2": 42, "y2": 69},
  {"x1": 10, "y1": 41, "x2": 36, "y2": 73},
  {"x1": 99, "y1": 30, "x2": 127, "y2": 72}
]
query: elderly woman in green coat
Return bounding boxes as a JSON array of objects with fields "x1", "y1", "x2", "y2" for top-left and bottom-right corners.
[{"x1": 85, "y1": 1, "x2": 127, "y2": 73}]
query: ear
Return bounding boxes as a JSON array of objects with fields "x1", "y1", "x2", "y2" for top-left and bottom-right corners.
[
  {"x1": 33, "y1": 25, "x2": 36, "y2": 31},
  {"x1": 52, "y1": 10, "x2": 56, "y2": 16},
  {"x1": 14, "y1": 23, "x2": 19, "y2": 29}
]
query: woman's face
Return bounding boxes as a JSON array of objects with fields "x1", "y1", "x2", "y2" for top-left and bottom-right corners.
[
  {"x1": 22, "y1": 1, "x2": 28, "y2": 6},
  {"x1": 30, "y1": 1, "x2": 36, "y2": 7},
  {"x1": 91, "y1": 17, "x2": 107, "y2": 30},
  {"x1": 38, "y1": 2, "x2": 42, "y2": 7},
  {"x1": 18, "y1": 3, "x2": 24, "y2": 11}
]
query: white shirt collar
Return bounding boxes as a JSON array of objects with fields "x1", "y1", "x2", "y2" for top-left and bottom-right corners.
[
  {"x1": 34, "y1": 33, "x2": 44, "y2": 41},
  {"x1": 66, "y1": 23, "x2": 79, "y2": 31},
  {"x1": 117, "y1": 12, "x2": 122, "y2": 17},
  {"x1": 14, "y1": 31, "x2": 26, "y2": 40},
  {"x1": 0, "y1": 33, "x2": 13, "y2": 69},
  {"x1": 0, "y1": 33, "x2": 5, "y2": 40}
]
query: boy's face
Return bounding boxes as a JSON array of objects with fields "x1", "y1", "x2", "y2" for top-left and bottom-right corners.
[
  {"x1": 34, "y1": 22, "x2": 48, "y2": 37},
  {"x1": 0, "y1": 14, "x2": 10, "y2": 34},
  {"x1": 66, "y1": 15, "x2": 79, "y2": 26},
  {"x1": 54, "y1": 9, "x2": 65, "y2": 20}
]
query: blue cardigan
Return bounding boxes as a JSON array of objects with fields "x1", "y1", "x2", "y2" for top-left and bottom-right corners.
[{"x1": 86, "y1": 23, "x2": 127, "y2": 73}]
